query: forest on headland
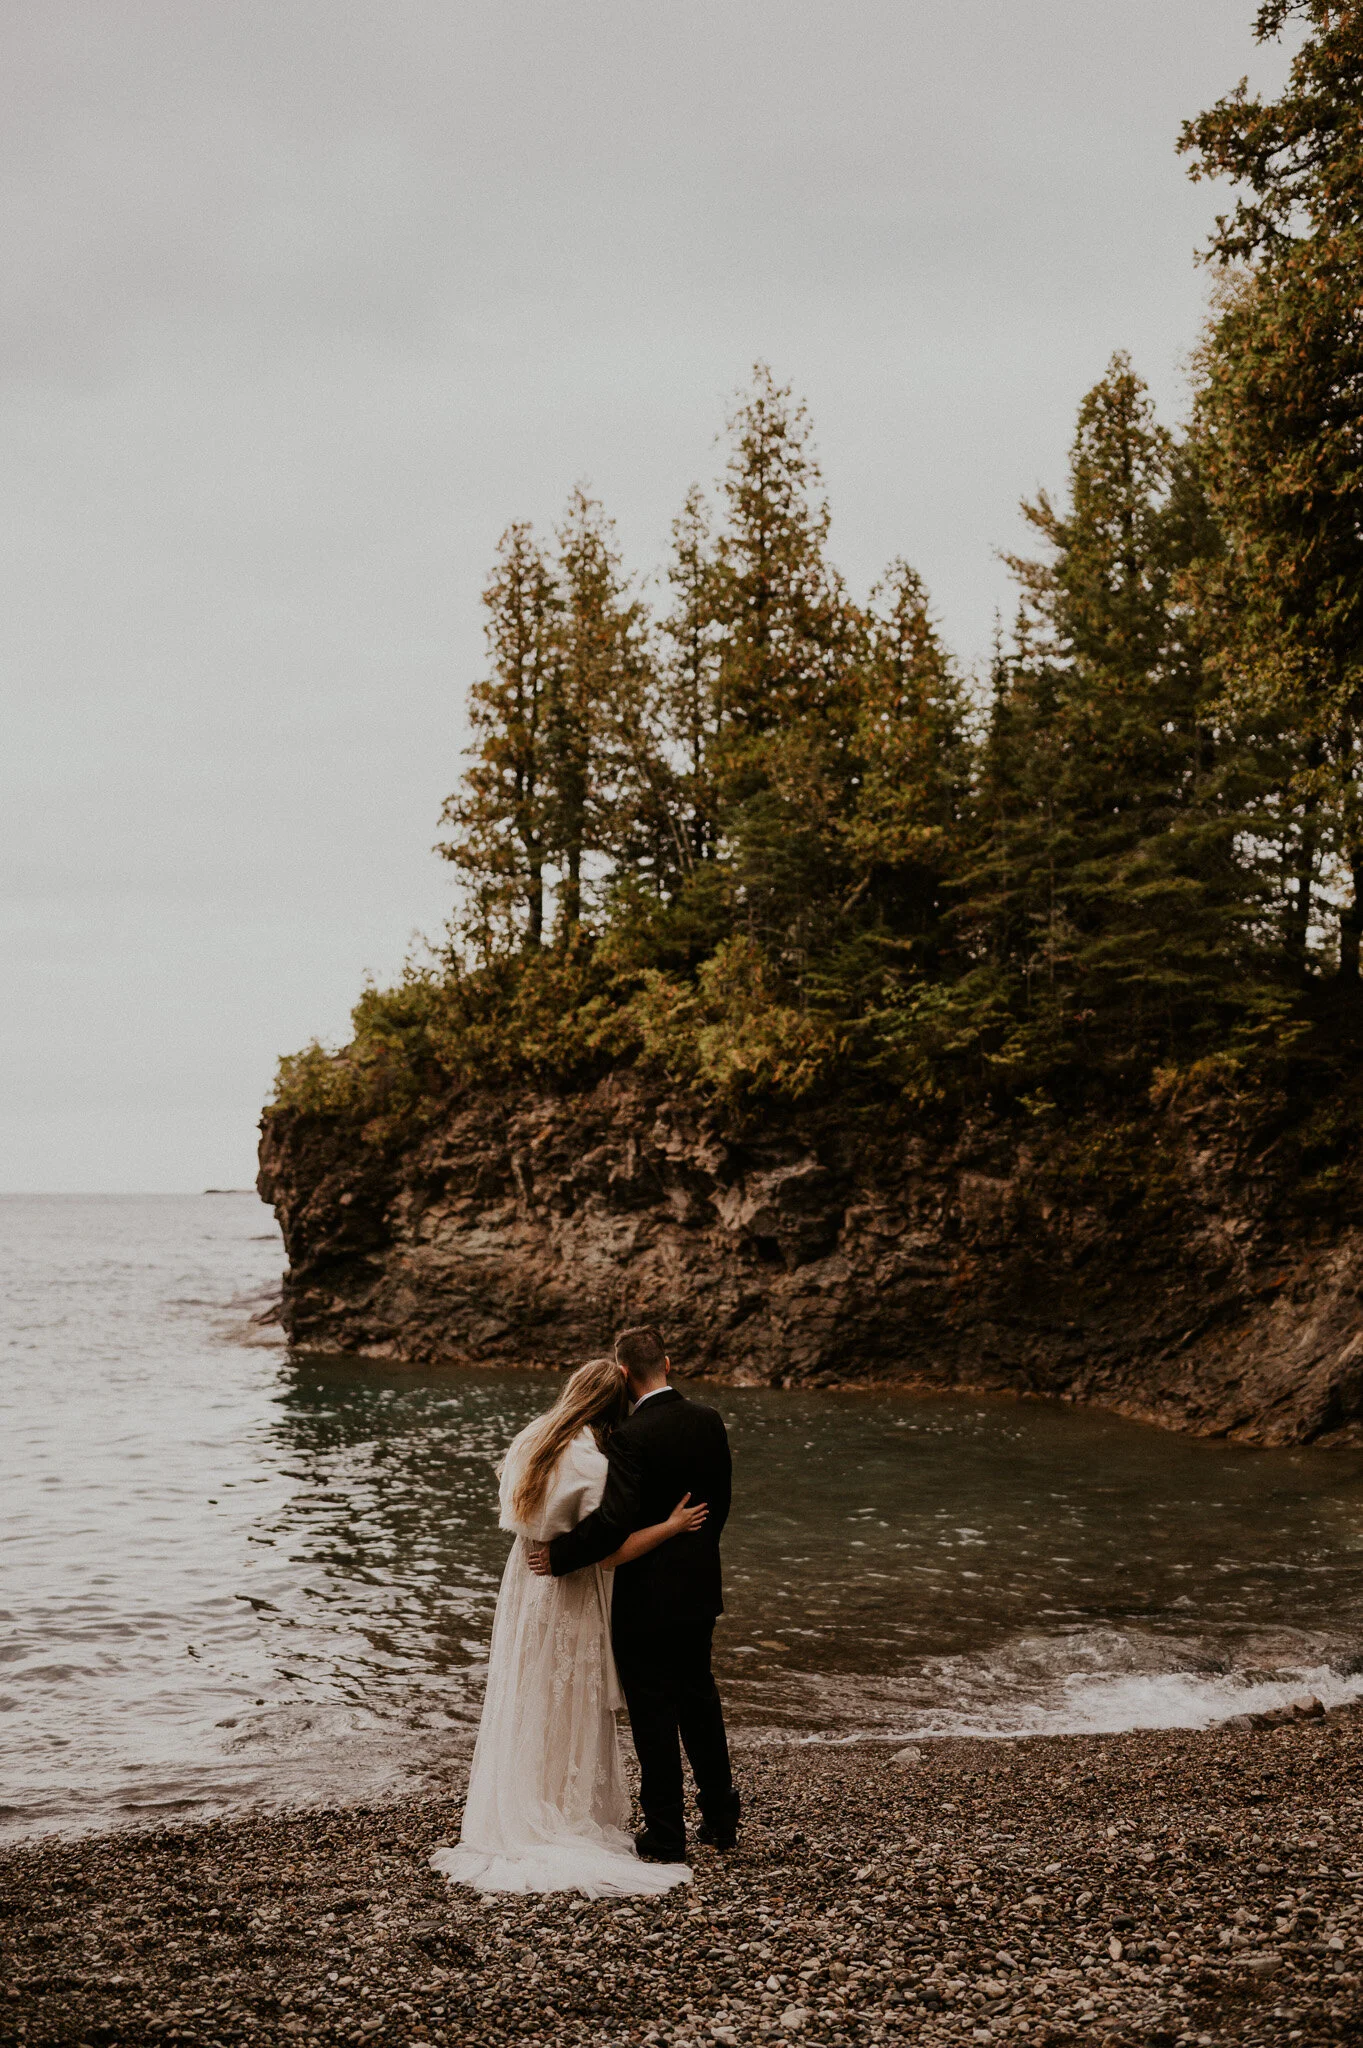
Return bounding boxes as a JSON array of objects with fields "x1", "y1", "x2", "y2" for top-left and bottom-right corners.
[{"x1": 271, "y1": 3, "x2": 1363, "y2": 1170}]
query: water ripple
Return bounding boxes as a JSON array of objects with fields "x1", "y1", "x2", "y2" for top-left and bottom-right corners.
[{"x1": 5, "y1": 1193, "x2": 1363, "y2": 1837}]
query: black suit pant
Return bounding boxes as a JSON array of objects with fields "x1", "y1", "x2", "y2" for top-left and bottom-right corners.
[{"x1": 612, "y1": 1615, "x2": 737, "y2": 1856}]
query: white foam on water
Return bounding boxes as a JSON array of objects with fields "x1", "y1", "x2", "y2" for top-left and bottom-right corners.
[
  {"x1": 11, "y1": 1195, "x2": 1363, "y2": 1833},
  {"x1": 749, "y1": 1627, "x2": 1363, "y2": 1746},
  {"x1": 916, "y1": 1660, "x2": 1363, "y2": 1739}
]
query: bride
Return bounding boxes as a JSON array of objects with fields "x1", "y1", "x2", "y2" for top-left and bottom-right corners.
[{"x1": 430, "y1": 1356, "x2": 705, "y2": 1897}]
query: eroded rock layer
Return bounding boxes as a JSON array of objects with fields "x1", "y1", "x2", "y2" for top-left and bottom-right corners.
[{"x1": 257, "y1": 1075, "x2": 1363, "y2": 1447}]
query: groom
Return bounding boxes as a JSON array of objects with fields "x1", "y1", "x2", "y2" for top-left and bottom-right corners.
[{"x1": 528, "y1": 1323, "x2": 740, "y2": 1861}]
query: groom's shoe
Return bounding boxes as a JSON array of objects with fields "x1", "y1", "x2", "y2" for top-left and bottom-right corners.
[
  {"x1": 635, "y1": 1829, "x2": 685, "y2": 1864},
  {"x1": 697, "y1": 1789, "x2": 740, "y2": 1851}
]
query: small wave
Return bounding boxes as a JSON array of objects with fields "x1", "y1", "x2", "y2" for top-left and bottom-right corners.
[
  {"x1": 920, "y1": 1659, "x2": 1363, "y2": 1740},
  {"x1": 738, "y1": 1627, "x2": 1363, "y2": 1745}
]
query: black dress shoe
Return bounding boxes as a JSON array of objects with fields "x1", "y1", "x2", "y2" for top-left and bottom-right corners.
[
  {"x1": 635, "y1": 1829, "x2": 685, "y2": 1863},
  {"x1": 695, "y1": 1820, "x2": 737, "y2": 1850}
]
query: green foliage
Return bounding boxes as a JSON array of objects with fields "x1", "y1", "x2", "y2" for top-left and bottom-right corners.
[
  {"x1": 624, "y1": 936, "x2": 843, "y2": 1106},
  {"x1": 436, "y1": 523, "x2": 557, "y2": 954},
  {"x1": 270, "y1": 974, "x2": 453, "y2": 1136},
  {"x1": 959, "y1": 355, "x2": 1265, "y2": 1084},
  {"x1": 1293, "y1": 1079, "x2": 1363, "y2": 1211},
  {"x1": 277, "y1": 12, "x2": 1363, "y2": 1142},
  {"x1": 270, "y1": 949, "x2": 633, "y2": 1132},
  {"x1": 1181, "y1": 0, "x2": 1363, "y2": 975}
]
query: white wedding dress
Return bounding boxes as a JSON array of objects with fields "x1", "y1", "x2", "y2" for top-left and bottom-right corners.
[{"x1": 430, "y1": 1421, "x2": 691, "y2": 1897}]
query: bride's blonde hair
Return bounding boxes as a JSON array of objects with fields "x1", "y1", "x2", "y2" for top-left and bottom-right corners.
[{"x1": 509, "y1": 1356, "x2": 627, "y2": 1523}]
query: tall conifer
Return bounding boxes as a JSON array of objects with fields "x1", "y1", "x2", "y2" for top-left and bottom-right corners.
[
  {"x1": 547, "y1": 488, "x2": 655, "y2": 935},
  {"x1": 962, "y1": 357, "x2": 1250, "y2": 1074},
  {"x1": 438, "y1": 523, "x2": 559, "y2": 955},
  {"x1": 843, "y1": 560, "x2": 970, "y2": 952},
  {"x1": 708, "y1": 366, "x2": 857, "y2": 972},
  {"x1": 659, "y1": 485, "x2": 725, "y2": 872},
  {"x1": 1181, "y1": 0, "x2": 1363, "y2": 977}
]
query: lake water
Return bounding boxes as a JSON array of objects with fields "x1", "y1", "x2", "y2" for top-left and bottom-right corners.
[{"x1": 6, "y1": 1191, "x2": 1363, "y2": 1840}]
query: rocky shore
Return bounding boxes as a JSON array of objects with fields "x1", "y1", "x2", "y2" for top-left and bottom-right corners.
[
  {"x1": 6, "y1": 1705, "x2": 1363, "y2": 2048},
  {"x1": 257, "y1": 1073, "x2": 1363, "y2": 1450}
]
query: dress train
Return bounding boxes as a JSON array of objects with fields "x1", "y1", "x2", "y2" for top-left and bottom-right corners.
[{"x1": 430, "y1": 1424, "x2": 690, "y2": 1899}]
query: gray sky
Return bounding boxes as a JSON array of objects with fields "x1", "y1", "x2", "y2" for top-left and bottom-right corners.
[{"x1": 3, "y1": 1, "x2": 1291, "y2": 1192}]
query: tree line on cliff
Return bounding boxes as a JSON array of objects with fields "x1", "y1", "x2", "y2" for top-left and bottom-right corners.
[{"x1": 273, "y1": 0, "x2": 1363, "y2": 1139}]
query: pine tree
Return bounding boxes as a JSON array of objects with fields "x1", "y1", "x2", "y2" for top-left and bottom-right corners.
[
  {"x1": 438, "y1": 523, "x2": 559, "y2": 955},
  {"x1": 706, "y1": 366, "x2": 858, "y2": 972},
  {"x1": 546, "y1": 487, "x2": 658, "y2": 936},
  {"x1": 960, "y1": 356, "x2": 1252, "y2": 1077},
  {"x1": 713, "y1": 364, "x2": 852, "y2": 758},
  {"x1": 842, "y1": 559, "x2": 971, "y2": 951},
  {"x1": 1181, "y1": 0, "x2": 1363, "y2": 978},
  {"x1": 442, "y1": 493, "x2": 671, "y2": 958},
  {"x1": 302, "y1": 317, "x2": 1353, "y2": 1124},
  {"x1": 659, "y1": 485, "x2": 725, "y2": 871},
  {"x1": 554, "y1": 487, "x2": 694, "y2": 935}
]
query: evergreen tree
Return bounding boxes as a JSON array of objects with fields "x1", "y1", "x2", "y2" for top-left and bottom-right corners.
[
  {"x1": 843, "y1": 560, "x2": 970, "y2": 952},
  {"x1": 438, "y1": 522, "x2": 559, "y2": 955},
  {"x1": 407, "y1": 334, "x2": 1297, "y2": 1118},
  {"x1": 1181, "y1": 0, "x2": 1363, "y2": 977},
  {"x1": 960, "y1": 357, "x2": 1251, "y2": 1076},
  {"x1": 659, "y1": 484, "x2": 725, "y2": 871},
  {"x1": 442, "y1": 494, "x2": 669, "y2": 958},
  {"x1": 547, "y1": 487, "x2": 656, "y2": 935},
  {"x1": 706, "y1": 366, "x2": 858, "y2": 972},
  {"x1": 713, "y1": 365, "x2": 853, "y2": 759}
]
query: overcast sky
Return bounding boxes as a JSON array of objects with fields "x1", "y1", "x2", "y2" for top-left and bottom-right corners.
[{"x1": 3, "y1": 1, "x2": 1293, "y2": 1192}]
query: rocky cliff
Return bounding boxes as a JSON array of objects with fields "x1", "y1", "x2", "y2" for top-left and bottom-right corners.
[{"x1": 257, "y1": 1072, "x2": 1363, "y2": 1448}]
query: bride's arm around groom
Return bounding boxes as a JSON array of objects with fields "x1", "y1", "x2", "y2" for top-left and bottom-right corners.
[
  {"x1": 538, "y1": 1349, "x2": 731, "y2": 1617},
  {"x1": 533, "y1": 1324, "x2": 740, "y2": 1861}
]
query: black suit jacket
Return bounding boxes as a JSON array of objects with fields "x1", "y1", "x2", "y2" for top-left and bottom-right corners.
[{"x1": 548, "y1": 1387, "x2": 731, "y2": 1632}]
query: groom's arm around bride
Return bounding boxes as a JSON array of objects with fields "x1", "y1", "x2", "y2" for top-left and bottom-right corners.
[{"x1": 530, "y1": 1324, "x2": 740, "y2": 1861}]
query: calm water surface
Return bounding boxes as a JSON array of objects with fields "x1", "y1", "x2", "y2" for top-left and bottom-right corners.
[{"x1": 6, "y1": 1193, "x2": 1363, "y2": 1838}]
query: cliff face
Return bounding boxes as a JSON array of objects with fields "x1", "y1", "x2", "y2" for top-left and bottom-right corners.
[{"x1": 257, "y1": 1073, "x2": 1363, "y2": 1448}]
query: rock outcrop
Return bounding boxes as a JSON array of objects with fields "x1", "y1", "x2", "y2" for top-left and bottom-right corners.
[{"x1": 257, "y1": 1072, "x2": 1363, "y2": 1447}]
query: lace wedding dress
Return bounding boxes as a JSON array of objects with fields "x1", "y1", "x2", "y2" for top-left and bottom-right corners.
[{"x1": 430, "y1": 1421, "x2": 690, "y2": 1898}]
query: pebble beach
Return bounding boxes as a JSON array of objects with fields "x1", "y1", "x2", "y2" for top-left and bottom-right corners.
[{"x1": 4, "y1": 1701, "x2": 1362, "y2": 2048}]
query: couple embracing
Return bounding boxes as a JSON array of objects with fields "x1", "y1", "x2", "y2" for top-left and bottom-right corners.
[{"x1": 432, "y1": 1325, "x2": 740, "y2": 1897}]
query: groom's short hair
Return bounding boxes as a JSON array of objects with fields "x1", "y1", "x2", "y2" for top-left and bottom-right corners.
[{"x1": 615, "y1": 1324, "x2": 667, "y2": 1379}]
